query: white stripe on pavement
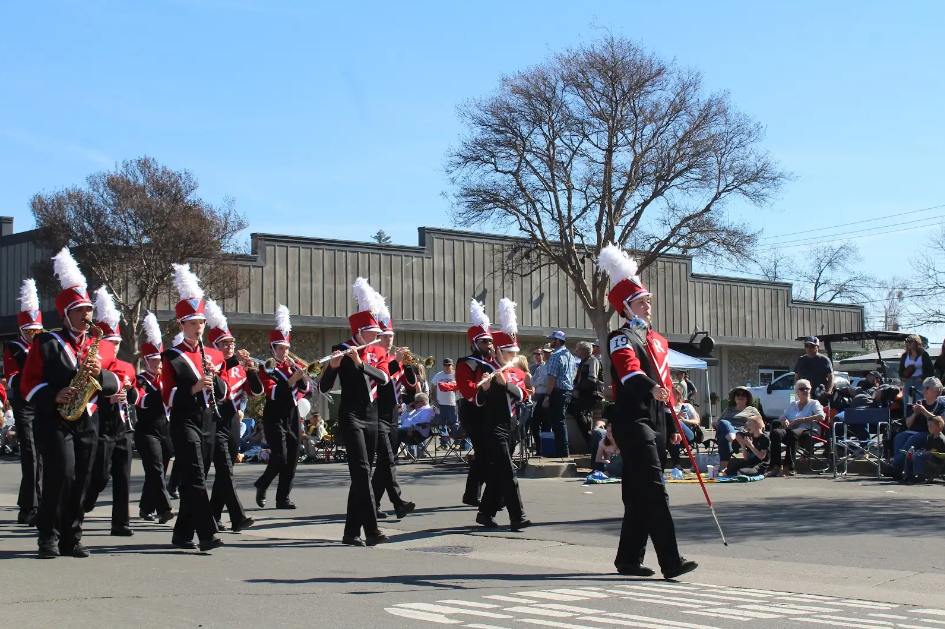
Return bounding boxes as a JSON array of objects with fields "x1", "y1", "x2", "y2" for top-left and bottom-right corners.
[
  {"x1": 790, "y1": 616, "x2": 892, "y2": 629},
  {"x1": 438, "y1": 600, "x2": 502, "y2": 609},
  {"x1": 578, "y1": 616, "x2": 716, "y2": 629},
  {"x1": 516, "y1": 619, "x2": 603, "y2": 629},
  {"x1": 692, "y1": 608, "x2": 782, "y2": 620},
  {"x1": 680, "y1": 610, "x2": 757, "y2": 622},
  {"x1": 386, "y1": 608, "x2": 463, "y2": 624},
  {"x1": 617, "y1": 585, "x2": 736, "y2": 601},
  {"x1": 869, "y1": 615, "x2": 909, "y2": 620},
  {"x1": 464, "y1": 625, "x2": 511, "y2": 629},
  {"x1": 503, "y1": 607, "x2": 576, "y2": 618},
  {"x1": 603, "y1": 613, "x2": 724, "y2": 629},
  {"x1": 516, "y1": 592, "x2": 594, "y2": 602},
  {"x1": 916, "y1": 612, "x2": 945, "y2": 618},
  {"x1": 534, "y1": 604, "x2": 604, "y2": 615},
  {"x1": 738, "y1": 605, "x2": 809, "y2": 616},
  {"x1": 548, "y1": 589, "x2": 611, "y2": 599},
  {"x1": 393, "y1": 603, "x2": 512, "y2": 619},
  {"x1": 484, "y1": 595, "x2": 539, "y2": 604}
]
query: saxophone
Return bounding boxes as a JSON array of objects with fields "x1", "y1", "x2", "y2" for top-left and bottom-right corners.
[{"x1": 59, "y1": 325, "x2": 103, "y2": 421}]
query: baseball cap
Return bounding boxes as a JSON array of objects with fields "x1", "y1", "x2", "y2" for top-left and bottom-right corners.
[
  {"x1": 443, "y1": 358, "x2": 453, "y2": 366},
  {"x1": 548, "y1": 331, "x2": 566, "y2": 341},
  {"x1": 868, "y1": 370, "x2": 882, "y2": 379},
  {"x1": 592, "y1": 339, "x2": 600, "y2": 346},
  {"x1": 803, "y1": 336, "x2": 820, "y2": 347}
]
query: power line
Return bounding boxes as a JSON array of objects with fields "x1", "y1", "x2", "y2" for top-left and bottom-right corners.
[
  {"x1": 752, "y1": 219, "x2": 944, "y2": 253},
  {"x1": 758, "y1": 202, "x2": 945, "y2": 242}
]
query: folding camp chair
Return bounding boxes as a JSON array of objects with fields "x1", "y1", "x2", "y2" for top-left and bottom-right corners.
[
  {"x1": 438, "y1": 422, "x2": 469, "y2": 464},
  {"x1": 832, "y1": 407, "x2": 890, "y2": 478}
]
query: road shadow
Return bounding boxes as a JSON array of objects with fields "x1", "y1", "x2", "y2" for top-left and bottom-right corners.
[{"x1": 246, "y1": 571, "x2": 649, "y2": 591}]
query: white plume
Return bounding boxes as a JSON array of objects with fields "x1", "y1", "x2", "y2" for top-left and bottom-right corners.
[
  {"x1": 469, "y1": 299, "x2": 490, "y2": 329},
  {"x1": 94, "y1": 286, "x2": 121, "y2": 330},
  {"x1": 352, "y1": 277, "x2": 386, "y2": 315},
  {"x1": 172, "y1": 263, "x2": 204, "y2": 301},
  {"x1": 376, "y1": 294, "x2": 391, "y2": 323},
  {"x1": 142, "y1": 311, "x2": 162, "y2": 347},
  {"x1": 597, "y1": 244, "x2": 640, "y2": 285},
  {"x1": 274, "y1": 304, "x2": 292, "y2": 336},
  {"x1": 497, "y1": 298, "x2": 518, "y2": 336},
  {"x1": 172, "y1": 331, "x2": 184, "y2": 346},
  {"x1": 204, "y1": 299, "x2": 228, "y2": 331},
  {"x1": 52, "y1": 247, "x2": 87, "y2": 290},
  {"x1": 19, "y1": 278, "x2": 40, "y2": 312}
]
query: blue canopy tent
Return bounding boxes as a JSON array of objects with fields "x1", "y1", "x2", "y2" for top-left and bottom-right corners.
[{"x1": 668, "y1": 348, "x2": 712, "y2": 424}]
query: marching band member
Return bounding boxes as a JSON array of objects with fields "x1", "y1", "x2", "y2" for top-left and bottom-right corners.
[
  {"x1": 134, "y1": 311, "x2": 175, "y2": 524},
  {"x1": 161, "y1": 264, "x2": 227, "y2": 552},
  {"x1": 475, "y1": 298, "x2": 532, "y2": 531},
  {"x1": 254, "y1": 305, "x2": 308, "y2": 510},
  {"x1": 20, "y1": 248, "x2": 120, "y2": 558},
  {"x1": 83, "y1": 287, "x2": 140, "y2": 537},
  {"x1": 318, "y1": 278, "x2": 390, "y2": 546},
  {"x1": 4, "y1": 278, "x2": 44, "y2": 525},
  {"x1": 598, "y1": 245, "x2": 696, "y2": 579},
  {"x1": 371, "y1": 306, "x2": 416, "y2": 520},
  {"x1": 206, "y1": 300, "x2": 260, "y2": 531},
  {"x1": 455, "y1": 299, "x2": 496, "y2": 509}
]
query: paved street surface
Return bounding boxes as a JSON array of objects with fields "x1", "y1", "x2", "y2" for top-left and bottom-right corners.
[{"x1": 1, "y1": 456, "x2": 944, "y2": 628}]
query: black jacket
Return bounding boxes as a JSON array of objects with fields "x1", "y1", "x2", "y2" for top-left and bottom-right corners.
[{"x1": 318, "y1": 341, "x2": 389, "y2": 422}]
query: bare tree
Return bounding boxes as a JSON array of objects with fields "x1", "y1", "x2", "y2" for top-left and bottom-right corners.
[
  {"x1": 370, "y1": 230, "x2": 392, "y2": 245},
  {"x1": 871, "y1": 279, "x2": 906, "y2": 331},
  {"x1": 30, "y1": 156, "x2": 248, "y2": 358},
  {"x1": 753, "y1": 247, "x2": 796, "y2": 283},
  {"x1": 792, "y1": 242, "x2": 869, "y2": 304},
  {"x1": 445, "y1": 35, "x2": 788, "y2": 375},
  {"x1": 909, "y1": 224, "x2": 945, "y2": 327}
]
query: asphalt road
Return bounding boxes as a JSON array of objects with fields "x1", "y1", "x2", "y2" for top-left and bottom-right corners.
[{"x1": 1, "y1": 456, "x2": 944, "y2": 629}]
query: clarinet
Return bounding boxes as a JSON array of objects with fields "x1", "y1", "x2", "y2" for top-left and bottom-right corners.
[{"x1": 197, "y1": 339, "x2": 222, "y2": 420}]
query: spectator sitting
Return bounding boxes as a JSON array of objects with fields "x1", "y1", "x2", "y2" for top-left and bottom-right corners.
[
  {"x1": 722, "y1": 415, "x2": 770, "y2": 477},
  {"x1": 399, "y1": 393, "x2": 435, "y2": 457},
  {"x1": 0, "y1": 404, "x2": 17, "y2": 455},
  {"x1": 242, "y1": 421, "x2": 267, "y2": 452},
  {"x1": 899, "y1": 334, "x2": 933, "y2": 406},
  {"x1": 884, "y1": 414, "x2": 945, "y2": 482},
  {"x1": 884, "y1": 377, "x2": 944, "y2": 473},
  {"x1": 589, "y1": 419, "x2": 607, "y2": 460},
  {"x1": 713, "y1": 386, "x2": 763, "y2": 470},
  {"x1": 594, "y1": 422, "x2": 622, "y2": 477},
  {"x1": 669, "y1": 382, "x2": 702, "y2": 469},
  {"x1": 301, "y1": 411, "x2": 328, "y2": 461},
  {"x1": 767, "y1": 379, "x2": 825, "y2": 477}
]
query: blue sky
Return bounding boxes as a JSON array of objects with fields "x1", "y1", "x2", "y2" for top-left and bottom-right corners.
[{"x1": 2, "y1": 1, "x2": 943, "y2": 333}]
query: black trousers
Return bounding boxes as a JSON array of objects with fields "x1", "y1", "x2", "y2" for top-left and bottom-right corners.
[
  {"x1": 769, "y1": 425, "x2": 808, "y2": 470},
  {"x1": 170, "y1": 417, "x2": 217, "y2": 542},
  {"x1": 479, "y1": 426, "x2": 525, "y2": 521},
  {"x1": 372, "y1": 414, "x2": 405, "y2": 510},
  {"x1": 15, "y1": 408, "x2": 42, "y2": 516},
  {"x1": 568, "y1": 395, "x2": 598, "y2": 449},
  {"x1": 33, "y1": 414, "x2": 98, "y2": 546},
  {"x1": 529, "y1": 394, "x2": 546, "y2": 454},
  {"x1": 610, "y1": 420, "x2": 682, "y2": 572},
  {"x1": 460, "y1": 415, "x2": 495, "y2": 505},
  {"x1": 255, "y1": 417, "x2": 301, "y2": 503},
  {"x1": 211, "y1": 432, "x2": 247, "y2": 524},
  {"x1": 84, "y1": 431, "x2": 133, "y2": 528},
  {"x1": 135, "y1": 428, "x2": 173, "y2": 516},
  {"x1": 340, "y1": 410, "x2": 379, "y2": 538}
]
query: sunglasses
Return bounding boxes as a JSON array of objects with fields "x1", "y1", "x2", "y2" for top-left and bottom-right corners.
[{"x1": 796, "y1": 387, "x2": 810, "y2": 392}]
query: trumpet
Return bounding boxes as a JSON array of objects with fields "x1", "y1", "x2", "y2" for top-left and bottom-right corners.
[
  {"x1": 237, "y1": 350, "x2": 275, "y2": 373},
  {"x1": 401, "y1": 349, "x2": 436, "y2": 368},
  {"x1": 288, "y1": 351, "x2": 323, "y2": 376}
]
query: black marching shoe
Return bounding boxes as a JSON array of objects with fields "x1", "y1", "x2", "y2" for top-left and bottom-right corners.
[
  {"x1": 462, "y1": 496, "x2": 480, "y2": 507},
  {"x1": 69, "y1": 542, "x2": 90, "y2": 558},
  {"x1": 231, "y1": 517, "x2": 255, "y2": 533},
  {"x1": 171, "y1": 537, "x2": 198, "y2": 550},
  {"x1": 17, "y1": 511, "x2": 29, "y2": 525},
  {"x1": 255, "y1": 486, "x2": 267, "y2": 508},
  {"x1": 275, "y1": 499, "x2": 296, "y2": 510},
  {"x1": 167, "y1": 485, "x2": 179, "y2": 500},
  {"x1": 139, "y1": 509, "x2": 155, "y2": 522},
  {"x1": 110, "y1": 526, "x2": 135, "y2": 537},
  {"x1": 510, "y1": 518, "x2": 533, "y2": 532},
  {"x1": 365, "y1": 531, "x2": 390, "y2": 546},
  {"x1": 376, "y1": 509, "x2": 389, "y2": 519},
  {"x1": 476, "y1": 513, "x2": 499, "y2": 528},
  {"x1": 26, "y1": 509, "x2": 38, "y2": 527},
  {"x1": 157, "y1": 510, "x2": 175, "y2": 525},
  {"x1": 38, "y1": 538, "x2": 60, "y2": 559},
  {"x1": 342, "y1": 535, "x2": 365, "y2": 547},
  {"x1": 395, "y1": 501, "x2": 416, "y2": 520},
  {"x1": 216, "y1": 520, "x2": 228, "y2": 532},
  {"x1": 616, "y1": 563, "x2": 656, "y2": 577},
  {"x1": 199, "y1": 537, "x2": 225, "y2": 552},
  {"x1": 663, "y1": 558, "x2": 698, "y2": 580}
]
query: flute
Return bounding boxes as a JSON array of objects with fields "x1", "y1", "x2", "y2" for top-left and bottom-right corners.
[
  {"x1": 476, "y1": 362, "x2": 514, "y2": 388},
  {"x1": 317, "y1": 338, "x2": 382, "y2": 364}
]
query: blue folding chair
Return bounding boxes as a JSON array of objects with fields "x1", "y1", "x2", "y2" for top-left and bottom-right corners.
[{"x1": 832, "y1": 407, "x2": 890, "y2": 478}]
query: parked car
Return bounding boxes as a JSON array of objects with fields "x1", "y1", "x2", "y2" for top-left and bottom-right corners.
[{"x1": 748, "y1": 372, "x2": 850, "y2": 420}]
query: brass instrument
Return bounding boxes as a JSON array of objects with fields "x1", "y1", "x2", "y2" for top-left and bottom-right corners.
[
  {"x1": 402, "y1": 349, "x2": 436, "y2": 368},
  {"x1": 237, "y1": 350, "x2": 276, "y2": 373},
  {"x1": 288, "y1": 351, "x2": 323, "y2": 376},
  {"x1": 59, "y1": 325, "x2": 103, "y2": 421}
]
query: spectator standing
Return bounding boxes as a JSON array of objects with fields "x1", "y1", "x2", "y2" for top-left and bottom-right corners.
[
  {"x1": 570, "y1": 341, "x2": 603, "y2": 449},
  {"x1": 591, "y1": 340, "x2": 602, "y2": 358},
  {"x1": 542, "y1": 331, "x2": 578, "y2": 458},
  {"x1": 768, "y1": 379, "x2": 825, "y2": 477},
  {"x1": 679, "y1": 371, "x2": 697, "y2": 402},
  {"x1": 899, "y1": 335, "x2": 933, "y2": 405},
  {"x1": 529, "y1": 348, "x2": 551, "y2": 455},
  {"x1": 430, "y1": 359, "x2": 459, "y2": 436},
  {"x1": 794, "y1": 337, "x2": 835, "y2": 399}
]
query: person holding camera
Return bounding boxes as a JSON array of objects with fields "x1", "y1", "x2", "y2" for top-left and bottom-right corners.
[
  {"x1": 767, "y1": 379, "x2": 825, "y2": 477},
  {"x1": 723, "y1": 416, "x2": 770, "y2": 477}
]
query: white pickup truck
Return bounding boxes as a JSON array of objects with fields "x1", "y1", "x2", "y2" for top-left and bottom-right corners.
[{"x1": 747, "y1": 372, "x2": 850, "y2": 419}]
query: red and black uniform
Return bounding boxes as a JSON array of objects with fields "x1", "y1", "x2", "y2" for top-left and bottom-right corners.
[
  {"x1": 211, "y1": 356, "x2": 263, "y2": 526},
  {"x1": 607, "y1": 320, "x2": 683, "y2": 573},
  {"x1": 456, "y1": 354, "x2": 500, "y2": 506},
  {"x1": 398, "y1": 364, "x2": 420, "y2": 405},
  {"x1": 372, "y1": 351, "x2": 407, "y2": 511},
  {"x1": 19, "y1": 329, "x2": 121, "y2": 551},
  {"x1": 318, "y1": 339, "x2": 390, "y2": 539},
  {"x1": 4, "y1": 337, "x2": 43, "y2": 520},
  {"x1": 254, "y1": 359, "x2": 308, "y2": 507},
  {"x1": 161, "y1": 338, "x2": 228, "y2": 545},
  {"x1": 84, "y1": 355, "x2": 140, "y2": 532},
  {"x1": 135, "y1": 369, "x2": 173, "y2": 518}
]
